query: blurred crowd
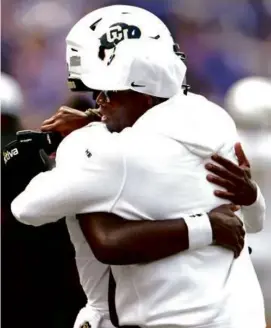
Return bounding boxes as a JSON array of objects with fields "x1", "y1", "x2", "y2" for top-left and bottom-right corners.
[{"x1": 2, "y1": 0, "x2": 271, "y2": 128}]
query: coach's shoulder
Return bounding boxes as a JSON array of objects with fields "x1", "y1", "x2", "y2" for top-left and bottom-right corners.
[
  {"x1": 56, "y1": 123, "x2": 121, "y2": 167},
  {"x1": 63, "y1": 122, "x2": 109, "y2": 146}
]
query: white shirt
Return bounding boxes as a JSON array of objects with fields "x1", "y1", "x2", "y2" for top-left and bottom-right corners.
[
  {"x1": 11, "y1": 93, "x2": 266, "y2": 328},
  {"x1": 12, "y1": 123, "x2": 118, "y2": 328}
]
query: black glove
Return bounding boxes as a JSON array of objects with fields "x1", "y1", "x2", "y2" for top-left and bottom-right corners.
[
  {"x1": 2, "y1": 132, "x2": 59, "y2": 207},
  {"x1": 16, "y1": 130, "x2": 63, "y2": 155}
]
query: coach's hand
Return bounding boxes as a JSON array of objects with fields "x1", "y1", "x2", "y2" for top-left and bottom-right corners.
[
  {"x1": 2, "y1": 140, "x2": 54, "y2": 205},
  {"x1": 208, "y1": 204, "x2": 245, "y2": 258},
  {"x1": 41, "y1": 106, "x2": 93, "y2": 136},
  {"x1": 205, "y1": 143, "x2": 257, "y2": 206}
]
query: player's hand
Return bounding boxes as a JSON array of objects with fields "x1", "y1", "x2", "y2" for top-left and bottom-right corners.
[
  {"x1": 208, "y1": 204, "x2": 245, "y2": 258},
  {"x1": 205, "y1": 143, "x2": 257, "y2": 206},
  {"x1": 40, "y1": 106, "x2": 94, "y2": 137}
]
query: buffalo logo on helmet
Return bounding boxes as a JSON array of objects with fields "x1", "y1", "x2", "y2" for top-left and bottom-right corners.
[{"x1": 99, "y1": 22, "x2": 141, "y2": 50}]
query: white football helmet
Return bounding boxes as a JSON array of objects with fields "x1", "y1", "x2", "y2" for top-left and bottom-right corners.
[{"x1": 65, "y1": 5, "x2": 187, "y2": 93}]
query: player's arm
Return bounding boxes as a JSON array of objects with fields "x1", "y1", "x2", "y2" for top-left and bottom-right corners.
[
  {"x1": 78, "y1": 144, "x2": 258, "y2": 265},
  {"x1": 41, "y1": 106, "x2": 97, "y2": 136},
  {"x1": 78, "y1": 204, "x2": 244, "y2": 265},
  {"x1": 11, "y1": 167, "x2": 97, "y2": 225},
  {"x1": 11, "y1": 126, "x2": 122, "y2": 226},
  {"x1": 205, "y1": 143, "x2": 265, "y2": 232},
  {"x1": 42, "y1": 107, "x2": 265, "y2": 230},
  {"x1": 10, "y1": 148, "x2": 244, "y2": 263},
  {"x1": 11, "y1": 127, "x2": 245, "y2": 264}
]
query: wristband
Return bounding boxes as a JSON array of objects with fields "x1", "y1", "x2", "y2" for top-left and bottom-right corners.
[
  {"x1": 242, "y1": 182, "x2": 266, "y2": 233},
  {"x1": 183, "y1": 213, "x2": 213, "y2": 250}
]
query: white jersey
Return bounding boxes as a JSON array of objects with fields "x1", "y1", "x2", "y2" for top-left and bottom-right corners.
[
  {"x1": 11, "y1": 92, "x2": 266, "y2": 328},
  {"x1": 65, "y1": 217, "x2": 112, "y2": 328}
]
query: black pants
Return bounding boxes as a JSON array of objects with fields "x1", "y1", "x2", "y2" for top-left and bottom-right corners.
[{"x1": 1, "y1": 214, "x2": 86, "y2": 328}]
